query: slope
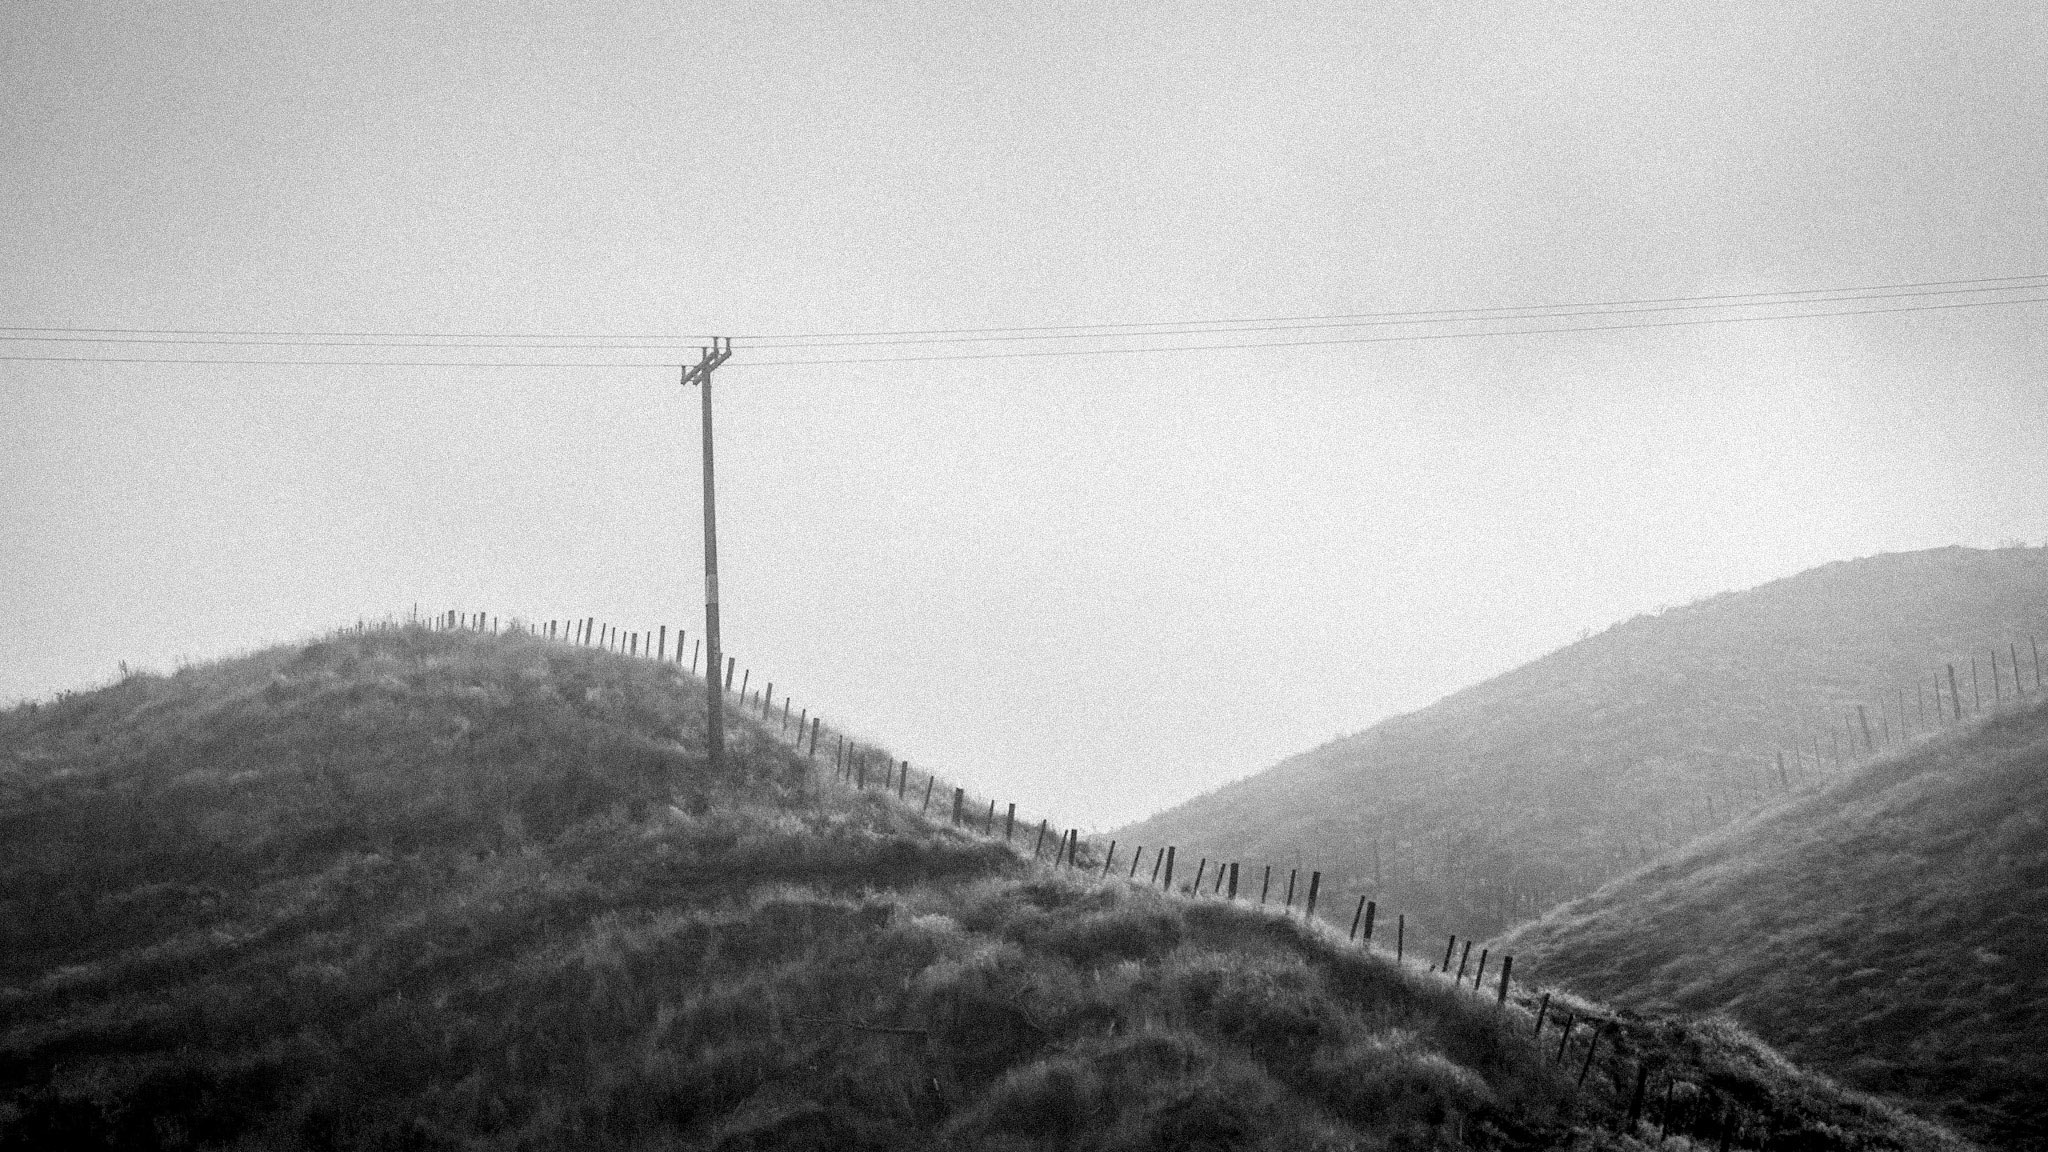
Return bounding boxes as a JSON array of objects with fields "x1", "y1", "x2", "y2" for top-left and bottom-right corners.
[
  {"x1": 1495, "y1": 693, "x2": 2048, "y2": 1152},
  {"x1": 1118, "y1": 545, "x2": 2048, "y2": 943},
  {"x1": 0, "y1": 625, "x2": 1968, "y2": 1151}
]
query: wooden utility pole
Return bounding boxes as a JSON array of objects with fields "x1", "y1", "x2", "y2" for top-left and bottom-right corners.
[{"x1": 684, "y1": 338, "x2": 735, "y2": 775}]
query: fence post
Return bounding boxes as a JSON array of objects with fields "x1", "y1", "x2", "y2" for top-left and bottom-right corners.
[
  {"x1": 1397, "y1": 914, "x2": 1404, "y2": 964},
  {"x1": 657, "y1": 625, "x2": 667, "y2": 662},
  {"x1": 1034, "y1": 819, "x2": 1048, "y2": 858},
  {"x1": 1067, "y1": 829, "x2": 1079, "y2": 869},
  {"x1": 1577, "y1": 1023, "x2": 1601, "y2": 1086},
  {"x1": 1005, "y1": 803, "x2": 1015, "y2": 841},
  {"x1": 1284, "y1": 869, "x2": 1297, "y2": 909},
  {"x1": 1227, "y1": 862, "x2": 1239, "y2": 899},
  {"x1": 921, "y1": 776, "x2": 934, "y2": 814},
  {"x1": 1191, "y1": 858, "x2": 1207, "y2": 895},
  {"x1": 952, "y1": 787, "x2": 964, "y2": 826},
  {"x1": 1350, "y1": 896, "x2": 1366, "y2": 940},
  {"x1": 1260, "y1": 865, "x2": 1272, "y2": 904},
  {"x1": 1533, "y1": 991, "x2": 1550, "y2": 1036},
  {"x1": 1130, "y1": 846, "x2": 1144, "y2": 879},
  {"x1": 1363, "y1": 900, "x2": 1376, "y2": 944},
  {"x1": 1498, "y1": 955, "x2": 1512, "y2": 1005},
  {"x1": 1949, "y1": 664, "x2": 1963, "y2": 721},
  {"x1": 1474, "y1": 948, "x2": 1488, "y2": 987},
  {"x1": 806, "y1": 716, "x2": 818, "y2": 758},
  {"x1": 984, "y1": 799, "x2": 994, "y2": 833},
  {"x1": 1440, "y1": 935, "x2": 1457, "y2": 973},
  {"x1": 1102, "y1": 840, "x2": 1117, "y2": 877},
  {"x1": 1624, "y1": 1062, "x2": 1651, "y2": 1132},
  {"x1": 1305, "y1": 872, "x2": 1321, "y2": 919},
  {"x1": 899, "y1": 761, "x2": 908, "y2": 800}
]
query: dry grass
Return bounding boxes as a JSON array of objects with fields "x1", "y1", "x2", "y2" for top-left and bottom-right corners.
[{"x1": 0, "y1": 627, "x2": 1979, "y2": 1150}]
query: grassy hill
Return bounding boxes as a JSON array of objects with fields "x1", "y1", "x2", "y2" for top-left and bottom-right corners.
[
  {"x1": 1116, "y1": 546, "x2": 2048, "y2": 946},
  {"x1": 0, "y1": 626, "x2": 1968, "y2": 1150},
  {"x1": 1495, "y1": 691, "x2": 2048, "y2": 1152}
]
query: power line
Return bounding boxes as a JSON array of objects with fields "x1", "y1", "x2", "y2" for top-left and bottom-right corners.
[
  {"x1": 4, "y1": 272, "x2": 2044, "y2": 347},
  {"x1": 734, "y1": 294, "x2": 2048, "y2": 367},
  {"x1": 739, "y1": 273, "x2": 2048, "y2": 343},
  {"x1": 6, "y1": 280, "x2": 2039, "y2": 353},
  {"x1": 741, "y1": 282, "x2": 2048, "y2": 349},
  {"x1": 6, "y1": 293, "x2": 2042, "y2": 369}
]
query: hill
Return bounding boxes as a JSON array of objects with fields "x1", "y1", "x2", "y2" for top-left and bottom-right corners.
[
  {"x1": 0, "y1": 625, "x2": 1967, "y2": 1150},
  {"x1": 1116, "y1": 546, "x2": 2048, "y2": 944},
  {"x1": 1495, "y1": 691, "x2": 2048, "y2": 1152}
]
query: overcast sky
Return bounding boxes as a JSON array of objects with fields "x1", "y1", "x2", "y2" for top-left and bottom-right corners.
[{"x1": 6, "y1": 2, "x2": 2046, "y2": 827}]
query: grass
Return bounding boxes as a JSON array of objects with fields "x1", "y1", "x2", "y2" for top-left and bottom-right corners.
[
  {"x1": 0, "y1": 626, "x2": 1977, "y2": 1150},
  {"x1": 1117, "y1": 544, "x2": 2048, "y2": 946},
  {"x1": 1498, "y1": 694, "x2": 2048, "y2": 1152}
]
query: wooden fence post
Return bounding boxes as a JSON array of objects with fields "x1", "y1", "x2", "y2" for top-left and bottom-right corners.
[
  {"x1": 1212, "y1": 864, "x2": 1226, "y2": 895},
  {"x1": 1284, "y1": 869, "x2": 1297, "y2": 909},
  {"x1": 1067, "y1": 829, "x2": 1079, "y2": 869},
  {"x1": 1305, "y1": 872, "x2": 1321, "y2": 919},
  {"x1": 1362, "y1": 900, "x2": 1376, "y2": 944},
  {"x1": 1349, "y1": 896, "x2": 1366, "y2": 939},
  {"x1": 1474, "y1": 948, "x2": 1488, "y2": 987},
  {"x1": 1260, "y1": 865, "x2": 1272, "y2": 904},
  {"x1": 1227, "y1": 862, "x2": 1239, "y2": 899},
  {"x1": 806, "y1": 716, "x2": 818, "y2": 758},
  {"x1": 921, "y1": 776, "x2": 934, "y2": 814},
  {"x1": 1497, "y1": 955, "x2": 1512, "y2": 1004},
  {"x1": 1051, "y1": 828, "x2": 1066, "y2": 865},
  {"x1": 691, "y1": 639, "x2": 700, "y2": 674},
  {"x1": 1162, "y1": 846, "x2": 1175, "y2": 890},
  {"x1": 952, "y1": 787, "x2": 964, "y2": 826},
  {"x1": 1102, "y1": 840, "x2": 1117, "y2": 876},
  {"x1": 1624, "y1": 1062, "x2": 1651, "y2": 1132},
  {"x1": 856, "y1": 752, "x2": 866, "y2": 790},
  {"x1": 1533, "y1": 991, "x2": 1550, "y2": 1036},
  {"x1": 1034, "y1": 820, "x2": 1048, "y2": 859},
  {"x1": 1440, "y1": 935, "x2": 1457, "y2": 974},
  {"x1": 1397, "y1": 914, "x2": 1404, "y2": 963},
  {"x1": 1005, "y1": 803, "x2": 1016, "y2": 841},
  {"x1": 1949, "y1": 663, "x2": 1963, "y2": 720},
  {"x1": 1150, "y1": 847, "x2": 1164, "y2": 883},
  {"x1": 1993, "y1": 648, "x2": 2003, "y2": 701},
  {"x1": 984, "y1": 799, "x2": 994, "y2": 833},
  {"x1": 1191, "y1": 858, "x2": 1207, "y2": 895},
  {"x1": 1577, "y1": 1023, "x2": 1601, "y2": 1086},
  {"x1": 899, "y1": 761, "x2": 909, "y2": 800}
]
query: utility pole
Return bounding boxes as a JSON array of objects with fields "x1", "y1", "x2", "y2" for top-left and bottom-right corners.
[{"x1": 683, "y1": 338, "x2": 734, "y2": 774}]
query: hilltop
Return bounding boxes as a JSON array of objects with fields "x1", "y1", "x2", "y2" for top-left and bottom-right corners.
[
  {"x1": 1496, "y1": 691, "x2": 2048, "y2": 1152},
  {"x1": 1116, "y1": 546, "x2": 2048, "y2": 944},
  {"x1": 0, "y1": 625, "x2": 1966, "y2": 1150}
]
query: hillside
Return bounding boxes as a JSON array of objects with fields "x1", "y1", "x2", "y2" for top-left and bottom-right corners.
[
  {"x1": 1117, "y1": 546, "x2": 2048, "y2": 944},
  {"x1": 1495, "y1": 692, "x2": 2048, "y2": 1152},
  {"x1": 0, "y1": 625, "x2": 1967, "y2": 1151}
]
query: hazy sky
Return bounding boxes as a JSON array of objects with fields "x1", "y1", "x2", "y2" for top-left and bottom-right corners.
[{"x1": 6, "y1": 2, "x2": 2046, "y2": 827}]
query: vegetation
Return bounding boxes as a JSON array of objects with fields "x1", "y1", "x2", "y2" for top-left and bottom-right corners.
[
  {"x1": 0, "y1": 627, "x2": 1969, "y2": 1149},
  {"x1": 1498, "y1": 693, "x2": 2048, "y2": 1152},
  {"x1": 1117, "y1": 545, "x2": 2048, "y2": 944}
]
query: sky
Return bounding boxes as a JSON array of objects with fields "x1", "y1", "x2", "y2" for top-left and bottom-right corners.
[{"x1": 5, "y1": 1, "x2": 2047, "y2": 828}]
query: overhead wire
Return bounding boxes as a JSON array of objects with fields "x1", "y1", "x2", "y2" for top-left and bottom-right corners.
[
  {"x1": 4, "y1": 292, "x2": 2044, "y2": 368},
  {"x1": 3, "y1": 272, "x2": 2044, "y2": 349},
  {"x1": 5, "y1": 280, "x2": 2043, "y2": 353}
]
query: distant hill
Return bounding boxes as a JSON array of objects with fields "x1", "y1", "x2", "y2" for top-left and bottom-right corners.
[
  {"x1": 1117, "y1": 546, "x2": 2048, "y2": 945},
  {"x1": 0, "y1": 626, "x2": 1965, "y2": 1151},
  {"x1": 1495, "y1": 693, "x2": 2048, "y2": 1152}
]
